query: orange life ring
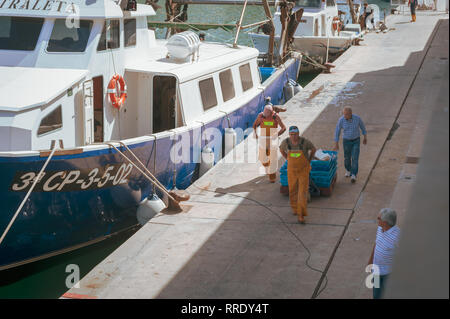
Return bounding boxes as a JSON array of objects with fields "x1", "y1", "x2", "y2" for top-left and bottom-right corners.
[
  {"x1": 107, "y1": 74, "x2": 127, "y2": 109},
  {"x1": 332, "y1": 17, "x2": 341, "y2": 32}
]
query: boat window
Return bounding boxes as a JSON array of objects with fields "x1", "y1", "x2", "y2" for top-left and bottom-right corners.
[
  {"x1": 326, "y1": 0, "x2": 335, "y2": 6},
  {"x1": 97, "y1": 20, "x2": 120, "y2": 51},
  {"x1": 153, "y1": 76, "x2": 177, "y2": 133},
  {"x1": 38, "y1": 105, "x2": 63, "y2": 136},
  {"x1": 239, "y1": 63, "x2": 253, "y2": 92},
  {"x1": 0, "y1": 17, "x2": 44, "y2": 51},
  {"x1": 295, "y1": 0, "x2": 321, "y2": 8},
  {"x1": 93, "y1": 76, "x2": 104, "y2": 143},
  {"x1": 219, "y1": 69, "x2": 235, "y2": 102},
  {"x1": 47, "y1": 19, "x2": 93, "y2": 52},
  {"x1": 199, "y1": 78, "x2": 218, "y2": 110},
  {"x1": 124, "y1": 19, "x2": 136, "y2": 47}
]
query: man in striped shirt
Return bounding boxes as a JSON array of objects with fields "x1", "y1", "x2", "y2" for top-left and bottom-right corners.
[
  {"x1": 333, "y1": 107, "x2": 367, "y2": 183},
  {"x1": 368, "y1": 208, "x2": 401, "y2": 299}
]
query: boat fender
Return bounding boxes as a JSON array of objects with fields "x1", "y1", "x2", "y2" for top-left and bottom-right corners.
[
  {"x1": 224, "y1": 127, "x2": 237, "y2": 156},
  {"x1": 283, "y1": 79, "x2": 300, "y2": 102},
  {"x1": 136, "y1": 194, "x2": 165, "y2": 225},
  {"x1": 107, "y1": 74, "x2": 127, "y2": 109},
  {"x1": 200, "y1": 146, "x2": 215, "y2": 177},
  {"x1": 293, "y1": 80, "x2": 303, "y2": 95}
]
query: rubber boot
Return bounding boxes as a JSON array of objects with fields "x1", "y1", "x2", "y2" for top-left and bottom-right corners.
[{"x1": 269, "y1": 173, "x2": 276, "y2": 183}]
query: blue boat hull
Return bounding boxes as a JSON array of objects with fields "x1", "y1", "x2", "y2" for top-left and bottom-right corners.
[{"x1": 0, "y1": 60, "x2": 300, "y2": 270}]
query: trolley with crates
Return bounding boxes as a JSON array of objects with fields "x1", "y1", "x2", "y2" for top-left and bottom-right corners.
[{"x1": 280, "y1": 150, "x2": 338, "y2": 197}]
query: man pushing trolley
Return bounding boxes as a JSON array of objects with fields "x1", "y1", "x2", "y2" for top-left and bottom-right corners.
[{"x1": 279, "y1": 126, "x2": 316, "y2": 223}]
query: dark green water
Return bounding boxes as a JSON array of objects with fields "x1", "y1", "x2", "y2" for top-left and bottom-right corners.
[
  {"x1": 0, "y1": 0, "x2": 389, "y2": 299},
  {"x1": 0, "y1": 227, "x2": 139, "y2": 299},
  {"x1": 298, "y1": 71, "x2": 321, "y2": 87},
  {"x1": 149, "y1": 2, "x2": 271, "y2": 46}
]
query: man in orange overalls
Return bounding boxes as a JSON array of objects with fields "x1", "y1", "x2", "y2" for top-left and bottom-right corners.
[
  {"x1": 253, "y1": 102, "x2": 286, "y2": 182},
  {"x1": 280, "y1": 126, "x2": 316, "y2": 223}
]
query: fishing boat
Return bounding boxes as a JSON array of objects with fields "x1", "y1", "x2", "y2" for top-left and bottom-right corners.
[
  {"x1": 249, "y1": 0, "x2": 363, "y2": 69},
  {"x1": 0, "y1": 0, "x2": 301, "y2": 270}
]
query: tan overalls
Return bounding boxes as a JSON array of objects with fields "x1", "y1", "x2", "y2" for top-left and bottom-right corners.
[{"x1": 287, "y1": 147, "x2": 311, "y2": 220}]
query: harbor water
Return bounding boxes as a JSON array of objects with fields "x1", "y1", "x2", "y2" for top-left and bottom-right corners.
[
  {"x1": 0, "y1": 0, "x2": 392, "y2": 299},
  {"x1": 149, "y1": 0, "x2": 393, "y2": 46}
]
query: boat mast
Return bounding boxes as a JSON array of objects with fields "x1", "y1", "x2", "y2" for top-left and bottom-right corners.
[
  {"x1": 347, "y1": 0, "x2": 359, "y2": 24},
  {"x1": 233, "y1": 0, "x2": 249, "y2": 48},
  {"x1": 278, "y1": 0, "x2": 303, "y2": 64}
]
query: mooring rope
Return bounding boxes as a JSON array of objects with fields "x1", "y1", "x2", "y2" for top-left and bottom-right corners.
[
  {"x1": 104, "y1": 141, "x2": 177, "y2": 204},
  {"x1": 0, "y1": 145, "x2": 58, "y2": 246}
]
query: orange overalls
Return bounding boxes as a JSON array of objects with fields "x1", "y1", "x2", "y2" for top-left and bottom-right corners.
[
  {"x1": 258, "y1": 113, "x2": 279, "y2": 182},
  {"x1": 287, "y1": 148, "x2": 311, "y2": 221}
]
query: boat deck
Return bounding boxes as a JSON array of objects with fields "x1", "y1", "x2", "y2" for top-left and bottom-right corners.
[
  {"x1": 63, "y1": 11, "x2": 448, "y2": 299},
  {"x1": 126, "y1": 40, "x2": 259, "y2": 83}
]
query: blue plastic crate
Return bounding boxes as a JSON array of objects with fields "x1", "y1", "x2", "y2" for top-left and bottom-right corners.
[
  {"x1": 310, "y1": 161, "x2": 337, "y2": 177},
  {"x1": 311, "y1": 150, "x2": 338, "y2": 171},
  {"x1": 311, "y1": 165, "x2": 337, "y2": 188},
  {"x1": 279, "y1": 160, "x2": 288, "y2": 186},
  {"x1": 259, "y1": 67, "x2": 276, "y2": 82},
  {"x1": 281, "y1": 153, "x2": 337, "y2": 188}
]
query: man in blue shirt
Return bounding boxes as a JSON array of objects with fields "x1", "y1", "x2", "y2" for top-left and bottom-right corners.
[{"x1": 333, "y1": 107, "x2": 367, "y2": 183}]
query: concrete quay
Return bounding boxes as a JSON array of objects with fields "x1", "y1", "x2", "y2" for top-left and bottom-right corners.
[{"x1": 64, "y1": 11, "x2": 449, "y2": 299}]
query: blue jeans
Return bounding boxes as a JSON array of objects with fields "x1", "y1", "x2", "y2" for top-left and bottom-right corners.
[
  {"x1": 343, "y1": 137, "x2": 360, "y2": 176},
  {"x1": 373, "y1": 274, "x2": 389, "y2": 299}
]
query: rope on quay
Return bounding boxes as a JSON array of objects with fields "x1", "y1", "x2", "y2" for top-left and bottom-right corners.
[{"x1": 189, "y1": 182, "x2": 329, "y2": 298}]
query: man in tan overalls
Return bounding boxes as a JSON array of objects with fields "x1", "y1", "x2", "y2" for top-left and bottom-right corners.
[
  {"x1": 280, "y1": 126, "x2": 316, "y2": 223},
  {"x1": 253, "y1": 102, "x2": 286, "y2": 182}
]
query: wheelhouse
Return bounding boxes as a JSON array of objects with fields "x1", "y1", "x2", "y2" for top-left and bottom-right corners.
[{"x1": 0, "y1": 0, "x2": 261, "y2": 153}]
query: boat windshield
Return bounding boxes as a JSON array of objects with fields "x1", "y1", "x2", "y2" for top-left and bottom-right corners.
[
  {"x1": 0, "y1": 16, "x2": 44, "y2": 51},
  {"x1": 295, "y1": 0, "x2": 322, "y2": 8},
  {"x1": 47, "y1": 19, "x2": 93, "y2": 53}
]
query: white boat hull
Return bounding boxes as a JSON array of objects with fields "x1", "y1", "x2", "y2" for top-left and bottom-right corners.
[{"x1": 250, "y1": 33, "x2": 354, "y2": 60}]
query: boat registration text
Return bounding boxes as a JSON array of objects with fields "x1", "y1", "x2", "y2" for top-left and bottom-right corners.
[{"x1": 10, "y1": 163, "x2": 134, "y2": 192}]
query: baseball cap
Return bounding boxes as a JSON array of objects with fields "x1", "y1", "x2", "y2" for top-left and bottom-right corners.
[{"x1": 289, "y1": 126, "x2": 299, "y2": 133}]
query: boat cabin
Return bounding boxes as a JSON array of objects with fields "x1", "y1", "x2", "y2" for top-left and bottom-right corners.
[
  {"x1": 0, "y1": 0, "x2": 261, "y2": 153},
  {"x1": 273, "y1": 0, "x2": 339, "y2": 37}
]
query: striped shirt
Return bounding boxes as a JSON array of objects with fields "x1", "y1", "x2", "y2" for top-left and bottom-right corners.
[
  {"x1": 334, "y1": 114, "x2": 367, "y2": 142},
  {"x1": 373, "y1": 225, "x2": 401, "y2": 275}
]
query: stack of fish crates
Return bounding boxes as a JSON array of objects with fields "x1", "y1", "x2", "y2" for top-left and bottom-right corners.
[{"x1": 310, "y1": 150, "x2": 338, "y2": 196}]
